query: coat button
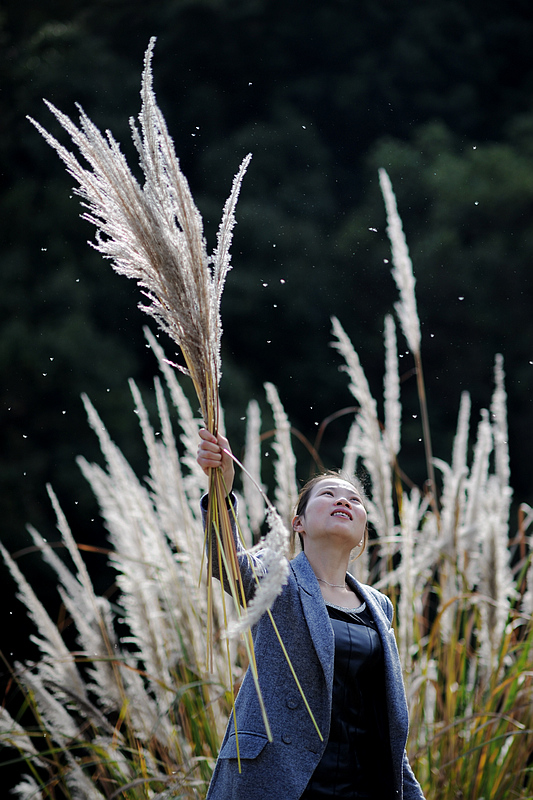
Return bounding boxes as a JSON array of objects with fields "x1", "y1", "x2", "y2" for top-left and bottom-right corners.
[
  {"x1": 282, "y1": 733, "x2": 292, "y2": 744},
  {"x1": 286, "y1": 697, "x2": 299, "y2": 709}
]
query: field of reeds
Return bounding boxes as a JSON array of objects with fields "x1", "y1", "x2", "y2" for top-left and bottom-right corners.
[
  {"x1": 2, "y1": 42, "x2": 533, "y2": 799},
  {"x1": 1, "y1": 298, "x2": 533, "y2": 798}
]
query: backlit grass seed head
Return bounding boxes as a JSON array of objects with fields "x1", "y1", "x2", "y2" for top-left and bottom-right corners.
[{"x1": 378, "y1": 168, "x2": 421, "y2": 356}]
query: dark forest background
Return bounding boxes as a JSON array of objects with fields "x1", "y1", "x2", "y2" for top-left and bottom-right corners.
[{"x1": 1, "y1": 0, "x2": 533, "y2": 777}]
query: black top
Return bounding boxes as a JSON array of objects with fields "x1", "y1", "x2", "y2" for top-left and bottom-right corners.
[{"x1": 300, "y1": 603, "x2": 395, "y2": 800}]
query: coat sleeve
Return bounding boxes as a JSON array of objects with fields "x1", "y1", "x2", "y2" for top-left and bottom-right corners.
[
  {"x1": 402, "y1": 750, "x2": 426, "y2": 799},
  {"x1": 201, "y1": 492, "x2": 266, "y2": 604}
]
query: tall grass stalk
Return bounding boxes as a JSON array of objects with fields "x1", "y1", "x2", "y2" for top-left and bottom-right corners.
[{"x1": 379, "y1": 168, "x2": 438, "y2": 514}]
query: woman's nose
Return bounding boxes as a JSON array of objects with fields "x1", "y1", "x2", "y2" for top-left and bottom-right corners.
[{"x1": 335, "y1": 497, "x2": 351, "y2": 507}]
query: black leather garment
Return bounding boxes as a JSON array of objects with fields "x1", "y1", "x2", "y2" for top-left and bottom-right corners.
[{"x1": 300, "y1": 604, "x2": 395, "y2": 799}]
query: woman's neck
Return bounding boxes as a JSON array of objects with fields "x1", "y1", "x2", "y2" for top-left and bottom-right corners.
[
  {"x1": 303, "y1": 544, "x2": 363, "y2": 607},
  {"x1": 304, "y1": 542, "x2": 351, "y2": 587}
]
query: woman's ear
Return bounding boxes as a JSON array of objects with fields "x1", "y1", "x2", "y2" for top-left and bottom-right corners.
[{"x1": 292, "y1": 515, "x2": 304, "y2": 533}]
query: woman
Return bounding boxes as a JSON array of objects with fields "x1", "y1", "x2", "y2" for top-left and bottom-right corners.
[{"x1": 197, "y1": 428, "x2": 425, "y2": 800}]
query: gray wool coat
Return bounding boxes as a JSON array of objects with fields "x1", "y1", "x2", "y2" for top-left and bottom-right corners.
[{"x1": 203, "y1": 497, "x2": 425, "y2": 800}]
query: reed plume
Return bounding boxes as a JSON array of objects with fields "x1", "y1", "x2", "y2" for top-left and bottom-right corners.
[
  {"x1": 29, "y1": 38, "x2": 249, "y2": 435},
  {"x1": 379, "y1": 168, "x2": 437, "y2": 508},
  {"x1": 27, "y1": 39, "x2": 268, "y2": 679}
]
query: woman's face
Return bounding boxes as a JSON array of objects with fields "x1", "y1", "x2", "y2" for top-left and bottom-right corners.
[{"x1": 293, "y1": 477, "x2": 367, "y2": 550}]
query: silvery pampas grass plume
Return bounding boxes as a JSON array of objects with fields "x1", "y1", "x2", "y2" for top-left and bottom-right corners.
[
  {"x1": 243, "y1": 399, "x2": 266, "y2": 537},
  {"x1": 0, "y1": 708, "x2": 39, "y2": 757},
  {"x1": 491, "y1": 353, "x2": 512, "y2": 511},
  {"x1": 378, "y1": 168, "x2": 420, "y2": 356},
  {"x1": 28, "y1": 38, "x2": 250, "y2": 433},
  {"x1": 379, "y1": 167, "x2": 437, "y2": 505},
  {"x1": 264, "y1": 382, "x2": 298, "y2": 527},
  {"x1": 383, "y1": 314, "x2": 401, "y2": 458},
  {"x1": 331, "y1": 316, "x2": 395, "y2": 553},
  {"x1": 522, "y1": 503, "x2": 533, "y2": 616},
  {"x1": 11, "y1": 776, "x2": 42, "y2": 800}
]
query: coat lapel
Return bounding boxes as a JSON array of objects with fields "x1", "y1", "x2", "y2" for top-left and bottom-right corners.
[
  {"x1": 346, "y1": 575, "x2": 395, "y2": 664},
  {"x1": 348, "y1": 574, "x2": 409, "y2": 751},
  {"x1": 290, "y1": 552, "x2": 335, "y2": 689}
]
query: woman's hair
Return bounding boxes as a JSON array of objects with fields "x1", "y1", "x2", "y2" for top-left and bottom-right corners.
[{"x1": 291, "y1": 470, "x2": 369, "y2": 557}]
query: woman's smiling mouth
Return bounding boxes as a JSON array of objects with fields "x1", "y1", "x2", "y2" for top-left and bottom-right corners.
[{"x1": 331, "y1": 510, "x2": 352, "y2": 520}]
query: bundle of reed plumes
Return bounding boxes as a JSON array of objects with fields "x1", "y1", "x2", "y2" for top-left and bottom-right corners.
[{"x1": 28, "y1": 39, "x2": 251, "y2": 670}]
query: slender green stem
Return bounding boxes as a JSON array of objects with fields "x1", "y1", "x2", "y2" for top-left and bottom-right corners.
[{"x1": 414, "y1": 350, "x2": 439, "y2": 522}]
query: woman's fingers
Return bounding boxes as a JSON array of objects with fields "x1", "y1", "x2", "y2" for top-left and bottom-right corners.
[
  {"x1": 198, "y1": 429, "x2": 222, "y2": 468},
  {"x1": 197, "y1": 429, "x2": 235, "y2": 493}
]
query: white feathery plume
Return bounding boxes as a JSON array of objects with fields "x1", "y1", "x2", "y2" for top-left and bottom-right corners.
[
  {"x1": 397, "y1": 491, "x2": 417, "y2": 672},
  {"x1": 452, "y1": 391, "x2": 472, "y2": 477},
  {"x1": 434, "y1": 391, "x2": 471, "y2": 554},
  {"x1": 78, "y1": 388, "x2": 232, "y2": 735},
  {"x1": 4, "y1": 506, "x2": 167, "y2": 746},
  {"x1": 28, "y1": 39, "x2": 254, "y2": 684},
  {"x1": 0, "y1": 707, "x2": 39, "y2": 756},
  {"x1": 383, "y1": 314, "x2": 401, "y2": 457},
  {"x1": 0, "y1": 541, "x2": 87, "y2": 700},
  {"x1": 474, "y1": 360, "x2": 514, "y2": 654},
  {"x1": 144, "y1": 326, "x2": 205, "y2": 507},
  {"x1": 331, "y1": 316, "x2": 394, "y2": 548},
  {"x1": 11, "y1": 775, "x2": 42, "y2": 800},
  {"x1": 78, "y1": 396, "x2": 179, "y2": 705},
  {"x1": 378, "y1": 168, "x2": 421, "y2": 355},
  {"x1": 264, "y1": 382, "x2": 298, "y2": 527},
  {"x1": 464, "y1": 410, "x2": 493, "y2": 534},
  {"x1": 25, "y1": 522, "x2": 119, "y2": 726},
  {"x1": 378, "y1": 169, "x2": 439, "y2": 505},
  {"x1": 16, "y1": 667, "x2": 81, "y2": 741},
  {"x1": 432, "y1": 394, "x2": 471, "y2": 642},
  {"x1": 44, "y1": 484, "x2": 113, "y2": 630},
  {"x1": 342, "y1": 417, "x2": 362, "y2": 479},
  {"x1": 28, "y1": 38, "x2": 251, "y2": 430},
  {"x1": 395, "y1": 489, "x2": 432, "y2": 671},
  {"x1": 128, "y1": 376, "x2": 198, "y2": 553},
  {"x1": 78, "y1": 442, "x2": 217, "y2": 748},
  {"x1": 243, "y1": 399, "x2": 266, "y2": 537},
  {"x1": 477, "y1": 474, "x2": 514, "y2": 664},
  {"x1": 490, "y1": 354, "x2": 512, "y2": 516},
  {"x1": 64, "y1": 756, "x2": 108, "y2": 800},
  {"x1": 521, "y1": 504, "x2": 533, "y2": 616},
  {"x1": 152, "y1": 376, "x2": 199, "y2": 546}
]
